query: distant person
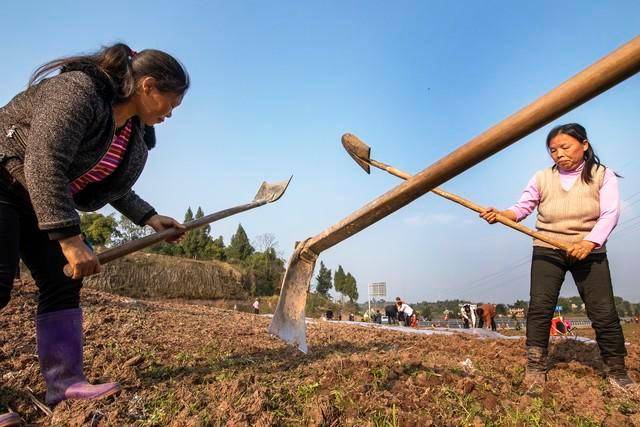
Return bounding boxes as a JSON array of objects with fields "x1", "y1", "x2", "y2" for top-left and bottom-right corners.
[
  {"x1": 385, "y1": 304, "x2": 398, "y2": 324},
  {"x1": 252, "y1": 299, "x2": 259, "y2": 315},
  {"x1": 512, "y1": 314, "x2": 522, "y2": 331},
  {"x1": 348, "y1": 313, "x2": 355, "y2": 321},
  {"x1": 476, "y1": 304, "x2": 497, "y2": 331},
  {"x1": 396, "y1": 300, "x2": 415, "y2": 327},
  {"x1": 375, "y1": 309, "x2": 382, "y2": 324},
  {"x1": 0, "y1": 42, "x2": 189, "y2": 414},
  {"x1": 461, "y1": 304, "x2": 476, "y2": 329},
  {"x1": 550, "y1": 314, "x2": 573, "y2": 336},
  {"x1": 325, "y1": 309, "x2": 333, "y2": 320},
  {"x1": 480, "y1": 123, "x2": 635, "y2": 394}
]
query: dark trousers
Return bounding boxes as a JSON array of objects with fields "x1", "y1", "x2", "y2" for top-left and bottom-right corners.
[
  {"x1": 0, "y1": 182, "x2": 82, "y2": 314},
  {"x1": 526, "y1": 246, "x2": 626, "y2": 358}
]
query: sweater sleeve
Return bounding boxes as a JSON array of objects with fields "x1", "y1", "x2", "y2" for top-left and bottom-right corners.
[
  {"x1": 23, "y1": 73, "x2": 98, "y2": 239},
  {"x1": 110, "y1": 190, "x2": 157, "y2": 226},
  {"x1": 584, "y1": 168, "x2": 620, "y2": 247},
  {"x1": 507, "y1": 173, "x2": 540, "y2": 222}
]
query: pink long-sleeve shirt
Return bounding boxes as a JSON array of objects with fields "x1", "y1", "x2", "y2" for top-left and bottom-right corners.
[{"x1": 508, "y1": 163, "x2": 620, "y2": 247}]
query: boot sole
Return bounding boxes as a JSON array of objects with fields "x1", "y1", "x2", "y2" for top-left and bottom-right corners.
[
  {"x1": 63, "y1": 384, "x2": 121, "y2": 402},
  {"x1": 94, "y1": 384, "x2": 121, "y2": 401}
]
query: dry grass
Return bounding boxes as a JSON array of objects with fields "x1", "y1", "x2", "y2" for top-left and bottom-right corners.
[{"x1": 84, "y1": 252, "x2": 250, "y2": 300}]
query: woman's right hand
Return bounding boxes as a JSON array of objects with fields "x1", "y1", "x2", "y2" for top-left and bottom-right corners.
[
  {"x1": 479, "y1": 207, "x2": 499, "y2": 224},
  {"x1": 59, "y1": 235, "x2": 101, "y2": 279}
]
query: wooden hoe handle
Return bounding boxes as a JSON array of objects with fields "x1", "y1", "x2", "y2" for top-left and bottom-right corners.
[{"x1": 369, "y1": 158, "x2": 572, "y2": 251}]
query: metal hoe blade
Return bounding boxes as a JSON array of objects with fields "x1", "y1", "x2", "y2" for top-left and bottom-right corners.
[
  {"x1": 342, "y1": 133, "x2": 371, "y2": 174},
  {"x1": 268, "y1": 241, "x2": 316, "y2": 353},
  {"x1": 253, "y1": 175, "x2": 293, "y2": 203}
]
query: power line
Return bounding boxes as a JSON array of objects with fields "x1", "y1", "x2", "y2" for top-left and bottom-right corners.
[
  {"x1": 614, "y1": 215, "x2": 640, "y2": 233},
  {"x1": 611, "y1": 216, "x2": 640, "y2": 236},
  {"x1": 470, "y1": 271, "x2": 530, "y2": 295},
  {"x1": 461, "y1": 256, "x2": 530, "y2": 290},
  {"x1": 612, "y1": 222, "x2": 640, "y2": 239},
  {"x1": 622, "y1": 189, "x2": 640, "y2": 202},
  {"x1": 622, "y1": 197, "x2": 640, "y2": 212}
]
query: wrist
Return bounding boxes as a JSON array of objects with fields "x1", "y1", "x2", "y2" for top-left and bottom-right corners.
[
  {"x1": 140, "y1": 210, "x2": 159, "y2": 226},
  {"x1": 497, "y1": 210, "x2": 516, "y2": 221},
  {"x1": 59, "y1": 234, "x2": 83, "y2": 247},
  {"x1": 143, "y1": 214, "x2": 159, "y2": 226}
]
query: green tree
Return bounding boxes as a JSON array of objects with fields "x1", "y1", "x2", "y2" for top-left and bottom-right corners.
[
  {"x1": 114, "y1": 215, "x2": 152, "y2": 244},
  {"x1": 80, "y1": 212, "x2": 119, "y2": 247},
  {"x1": 179, "y1": 207, "x2": 197, "y2": 257},
  {"x1": 226, "y1": 224, "x2": 255, "y2": 261},
  {"x1": 613, "y1": 296, "x2": 625, "y2": 317},
  {"x1": 344, "y1": 272, "x2": 359, "y2": 302},
  {"x1": 181, "y1": 206, "x2": 214, "y2": 259},
  {"x1": 184, "y1": 207, "x2": 194, "y2": 222},
  {"x1": 622, "y1": 300, "x2": 632, "y2": 318},
  {"x1": 496, "y1": 303, "x2": 508, "y2": 316},
  {"x1": 244, "y1": 247, "x2": 285, "y2": 296},
  {"x1": 210, "y1": 235, "x2": 226, "y2": 261},
  {"x1": 513, "y1": 300, "x2": 529, "y2": 314},
  {"x1": 315, "y1": 261, "x2": 333, "y2": 297},
  {"x1": 148, "y1": 240, "x2": 183, "y2": 256},
  {"x1": 333, "y1": 265, "x2": 346, "y2": 296}
]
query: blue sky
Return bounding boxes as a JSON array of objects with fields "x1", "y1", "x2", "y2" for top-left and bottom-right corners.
[{"x1": 2, "y1": 1, "x2": 639, "y2": 304}]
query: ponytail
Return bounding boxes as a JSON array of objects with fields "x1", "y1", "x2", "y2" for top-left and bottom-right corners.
[{"x1": 29, "y1": 43, "x2": 189, "y2": 104}]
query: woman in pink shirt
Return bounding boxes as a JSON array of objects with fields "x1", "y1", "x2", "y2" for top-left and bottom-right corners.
[{"x1": 480, "y1": 123, "x2": 635, "y2": 396}]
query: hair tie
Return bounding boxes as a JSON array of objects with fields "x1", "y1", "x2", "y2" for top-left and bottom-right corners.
[{"x1": 129, "y1": 49, "x2": 138, "y2": 59}]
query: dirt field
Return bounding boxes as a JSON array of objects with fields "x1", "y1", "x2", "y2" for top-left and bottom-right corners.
[{"x1": 1, "y1": 282, "x2": 639, "y2": 426}]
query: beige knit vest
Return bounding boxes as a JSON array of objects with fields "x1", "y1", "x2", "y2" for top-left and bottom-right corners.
[{"x1": 534, "y1": 165, "x2": 605, "y2": 249}]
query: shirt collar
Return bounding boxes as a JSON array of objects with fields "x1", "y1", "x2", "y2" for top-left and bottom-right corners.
[{"x1": 558, "y1": 161, "x2": 585, "y2": 175}]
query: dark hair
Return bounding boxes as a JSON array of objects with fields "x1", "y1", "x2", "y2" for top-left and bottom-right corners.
[
  {"x1": 546, "y1": 123, "x2": 607, "y2": 185},
  {"x1": 29, "y1": 43, "x2": 189, "y2": 103}
]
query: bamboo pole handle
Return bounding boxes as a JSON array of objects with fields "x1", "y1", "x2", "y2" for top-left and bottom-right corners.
[{"x1": 369, "y1": 158, "x2": 572, "y2": 251}]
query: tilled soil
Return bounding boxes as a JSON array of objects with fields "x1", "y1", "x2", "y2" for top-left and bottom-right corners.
[{"x1": 1, "y1": 281, "x2": 639, "y2": 426}]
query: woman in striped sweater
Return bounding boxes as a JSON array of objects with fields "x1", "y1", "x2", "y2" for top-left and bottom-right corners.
[
  {"x1": 0, "y1": 43, "x2": 188, "y2": 420},
  {"x1": 480, "y1": 123, "x2": 636, "y2": 396}
]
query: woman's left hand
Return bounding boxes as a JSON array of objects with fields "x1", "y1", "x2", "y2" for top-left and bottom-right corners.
[
  {"x1": 566, "y1": 240, "x2": 597, "y2": 261},
  {"x1": 145, "y1": 214, "x2": 186, "y2": 242}
]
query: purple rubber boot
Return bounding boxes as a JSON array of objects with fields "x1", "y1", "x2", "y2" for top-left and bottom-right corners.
[
  {"x1": 36, "y1": 308, "x2": 120, "y2": 406},
  {"x1": 0, "y1": 412, "x2": 21, "y2": 427}
]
